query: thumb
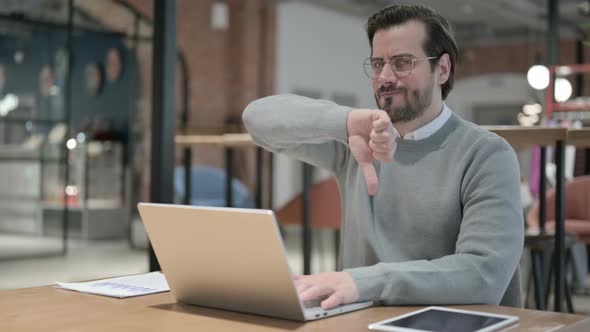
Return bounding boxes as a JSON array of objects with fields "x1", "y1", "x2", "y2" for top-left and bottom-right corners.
[
  {"x1": 359, "y1": 161, "x2": 378, "y2": 196},
  {"x1": 348, "y1": 135, "x2": 379, "y2": 196},
  {"x1": 321, "y1": 293, "x2": 343, "y2": 310}
]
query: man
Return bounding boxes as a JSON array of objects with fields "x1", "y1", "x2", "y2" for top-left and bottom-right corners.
[{"x1": 243, "y1": 4, "x2": 523, "y2": 309}]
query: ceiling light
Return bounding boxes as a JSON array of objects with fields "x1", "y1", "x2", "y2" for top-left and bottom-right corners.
[
  {"x1": 66, "y1": 138, "x2": 77, "y2": 150},
  {"x1": 65, "y1": 185, "x2": 78, "y2": 196},
  {"x1": 527, "y1": 65, "x2": 549, "y2": 90},
  {"x1": 554, "y1": 78, "x2": 573, "y2": 102},
  {"x1": 76, "y1": 132, "x2": 86, "y2": 143},
  {"x1": 0, "y1": 93, "x2": 19, "y2": 116}
]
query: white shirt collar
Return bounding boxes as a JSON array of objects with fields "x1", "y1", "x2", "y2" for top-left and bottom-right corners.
[{"x1": 402, "y1": 103, "x2": 452, "y2": 140}]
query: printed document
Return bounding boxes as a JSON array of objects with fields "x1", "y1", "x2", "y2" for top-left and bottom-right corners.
[{"x1": 56, "y1": 271, "x2": 170, "y2": 298}]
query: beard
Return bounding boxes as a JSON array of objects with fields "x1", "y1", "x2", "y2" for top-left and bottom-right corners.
[{"x1": 374, "y1": 81, "x2": 434, "y2": 123}]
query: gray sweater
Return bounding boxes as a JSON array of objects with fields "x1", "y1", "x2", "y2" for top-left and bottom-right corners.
[{"x1": 243, "y1": 94, "x2": 524, "y2": 307}]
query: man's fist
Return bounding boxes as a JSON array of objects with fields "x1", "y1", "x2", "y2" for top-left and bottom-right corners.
[{"x1": 347, "y1": 109, "x2": 398, "y2": 195}]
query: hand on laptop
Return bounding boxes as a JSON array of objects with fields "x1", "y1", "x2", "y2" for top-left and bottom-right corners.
[{"x1": 294, "y1": 272, "x2": 359, "y2": 310}]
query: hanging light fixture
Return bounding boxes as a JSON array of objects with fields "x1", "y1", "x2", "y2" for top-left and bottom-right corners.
[
  {"x1": 527, "y1": 64, "x2": 550, "y2": 90},
  {"x1": 554, "y1": 77, "x2": 573, "y2": 102}
]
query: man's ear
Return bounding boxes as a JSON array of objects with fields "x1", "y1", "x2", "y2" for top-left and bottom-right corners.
[{"x1": 437, "y1": 53, "x2": 451, "y2": 85}]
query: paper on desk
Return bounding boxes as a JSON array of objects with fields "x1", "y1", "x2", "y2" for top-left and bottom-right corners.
[{"x1": 55, "y1": 271, "x2": 170, "y2": 298}]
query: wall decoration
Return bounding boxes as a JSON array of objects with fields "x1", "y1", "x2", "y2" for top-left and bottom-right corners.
[
  {"x1": 0, "y1": 64, "x2": 5, "y2": 94},
  {"x1": 105, "y1": 47, "x2": 123, "y2": 83},
  {"x1": 39, "y1": 65, "x2": 54, "y2": 97},
  {"x1": 85, "y1": 63, "x2": 103, "y2": 96}
]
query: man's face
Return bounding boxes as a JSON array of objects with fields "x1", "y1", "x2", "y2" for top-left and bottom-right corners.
[{"x1": 371, "y1": 20, "x2": 437, "y2": 123}]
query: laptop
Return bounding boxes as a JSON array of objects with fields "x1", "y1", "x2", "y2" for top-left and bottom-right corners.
[{"x1": 137, "y1": 203, "x2": 373, "y2": 321}]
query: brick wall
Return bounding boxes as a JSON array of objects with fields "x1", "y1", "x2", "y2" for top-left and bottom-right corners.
[
  {"x1": 96, "y1": 0, "x2": 275, "y2": 202},
  {"x1": 457, "y1": 40, "x2": 590, "y2": 96}
]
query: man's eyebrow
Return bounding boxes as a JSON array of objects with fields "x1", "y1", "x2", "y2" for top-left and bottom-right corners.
[
  {"x1": 370, "y1": 53, "x2": 415, "y2": 60},
  {"x1": 391, "y1": 53, "x2": 414, "y2": 57}
]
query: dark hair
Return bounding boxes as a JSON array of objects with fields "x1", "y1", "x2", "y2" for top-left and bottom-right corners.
[{"x1": 366, "y1": 4, "x2": 458, "y2": 99}]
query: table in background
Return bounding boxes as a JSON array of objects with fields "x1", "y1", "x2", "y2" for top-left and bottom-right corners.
[
  {"x1": 2, "y1": 286, "x2": 589, "y2": 331},
  {"x1": 483, "y1": 126, "x2": 568, "y2": 312},
  {"x1": 175, "y1": 133, "x2": 267, "y2": 209}
]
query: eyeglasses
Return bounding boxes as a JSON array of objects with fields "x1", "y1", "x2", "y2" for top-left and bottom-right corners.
[{"x1": 363, "y1": 55, "x2": 437, "y2": 79}]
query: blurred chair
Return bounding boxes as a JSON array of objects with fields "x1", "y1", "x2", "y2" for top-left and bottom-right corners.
[
  {"x1": 526, "y1": 175, "x2": 590, "y2": 243},
  {"x1": 275, "y1": 177, "x2": 342, "y2": 269},
  {"x1": 174, "y1": 165, "x2": 254, "y2": 208},
  {"x1": 525, "y1": 175, "x2": 590, "y2": 311}
]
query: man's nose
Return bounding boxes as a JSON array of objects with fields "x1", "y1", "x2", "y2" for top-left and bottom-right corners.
[{"x1": 378, "y1": 63, "x2": 399, "y2": 84}]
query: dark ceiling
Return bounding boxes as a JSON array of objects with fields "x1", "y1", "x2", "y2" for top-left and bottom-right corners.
[
  {"x1": 294, "y1": 0, "x2": 590, "y2": 46},
  {"x1": 0, "y1": 0, "x2": 588, "y2": 46}
]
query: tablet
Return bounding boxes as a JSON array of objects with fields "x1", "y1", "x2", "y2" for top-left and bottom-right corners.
[{"x1": 368, "y1": 306, "x2": 519, "y2": 332}]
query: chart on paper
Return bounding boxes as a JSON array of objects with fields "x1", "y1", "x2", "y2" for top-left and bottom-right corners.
[{"x1": 55, "y1": 271, "x2": 170, "y2": 298}]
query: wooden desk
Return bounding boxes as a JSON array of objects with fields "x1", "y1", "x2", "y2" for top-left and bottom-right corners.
[{"x1": 2, "y1": 287, "x2": 589, "y2": 331}]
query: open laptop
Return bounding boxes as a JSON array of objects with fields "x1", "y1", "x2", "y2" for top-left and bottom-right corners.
[{"x1": 137, "y1": 203, "x2": 373, "y2": 321}]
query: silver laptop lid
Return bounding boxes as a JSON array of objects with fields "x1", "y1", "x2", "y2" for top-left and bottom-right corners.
[{"x1": 138, "y1": 203, "x2": 305, "y2": 321}]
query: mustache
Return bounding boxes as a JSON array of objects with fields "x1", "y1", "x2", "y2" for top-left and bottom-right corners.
[{"x1": 378, "y1": 85, "x2": 406, "y2": 95}]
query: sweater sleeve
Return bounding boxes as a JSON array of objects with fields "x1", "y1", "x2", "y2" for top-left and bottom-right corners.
[
  {"x1": 242, "y1": 94, "x2": 352, "y2": 173},
  {"x1": 345, "y1": 137, "x2": 524, "y2": 305}
]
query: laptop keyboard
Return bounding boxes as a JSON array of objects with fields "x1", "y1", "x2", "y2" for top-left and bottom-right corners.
[
  {"x1": 303, "y1": 299, "x2": 322, "y2": 309},
  {"x1": 303, "y1": 299, "x2": 327, "y2": 315}
]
